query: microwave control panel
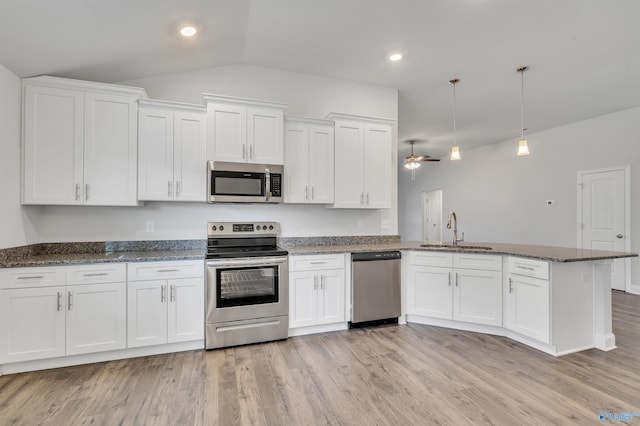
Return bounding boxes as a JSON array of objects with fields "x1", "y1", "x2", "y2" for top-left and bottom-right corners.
[{"x1": 270, "y1": 174, "x2": 282, "y2": 197}]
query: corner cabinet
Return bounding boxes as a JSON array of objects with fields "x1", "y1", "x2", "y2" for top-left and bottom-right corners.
[
  {"x1": 138, "y1": 100, "x2": 207, "y2": 202},
  {"x1": 22, "y1": 76, "x2": 146, "y2": 206},
  {"x1": 203, "y1": 93, "x2": 287, "y2": 165},
  {"x1": 284, "y1": 116, "x2": 334, "y2": 204},
  {"x1": 327, "y1": 113, "x2": 394, "y2": 209}
]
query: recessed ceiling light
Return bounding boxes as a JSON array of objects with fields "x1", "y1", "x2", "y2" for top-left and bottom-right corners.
[
  {"x1": 389, "y1": 53, "x2": 403, "y2": 62},
  {"x1": 180, "y1": 26, "x2": 197, "y2": 37}
]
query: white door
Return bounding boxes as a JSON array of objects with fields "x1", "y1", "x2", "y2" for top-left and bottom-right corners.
[
  {"x1": 407, "y1": 266, "x2": 452, "y2": 319},
  {"x1": 247, "y1": 107, "x2": 284, "y2": 165},
  {"x1": 453, "y1": 269, "x2": 502, "y2": 326},
  {"x1": 283, "y1": 124, "x2": 309, "y2": 203},
  {"x1": 505, "y1": 274, "x2": 550, "y2": 344},
  {"x1": 289, "y1": 271, "x2": 317, "y2": 328},
  {"x1": 167, "y1": 278, "x2": 204, "y2": 343},
  {"x1": 363, "y1": 124, "x2": 392, "y2": 209},
  {"x1": 174, "y1": 111, "x2": 207, "y2": 201},
  {"x1": 138, "y1": 107, "x2": 174, "y2": 201},
  {"x1": 422, "y1": 190, "x2": 443, "y2": 241},
  {"x1": 308, "y1": 125, "x2": 335, "y2": 204},
  {"x1": 22, "y1": 85, "x2": 84, "y2": 205},
  {"x1": 0, "y1": 287, "x2": 66, "y2": 363},
  {"x1": 578, "y1": 167, "x2": 629, "y2": 291},
  {"x1": 127, "y1": 281, "x2": 168, "y2": 347},
  {"x1": 316, "y1": 269, "x2": 345, "y2": 325},
  {"x1": 333, "y1": 122, "x2": 365, "y2": 208},
  {"x1": 66, "y1": 283, "x2": 127, "y2": 355},
  {"x1": 207, "y1": 103, "x2": 246, "y2": 162}
]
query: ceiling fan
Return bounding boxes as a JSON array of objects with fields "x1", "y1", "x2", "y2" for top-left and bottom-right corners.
[{"x1": 404, "y1": 140, "x2": 440, "y2": 170}]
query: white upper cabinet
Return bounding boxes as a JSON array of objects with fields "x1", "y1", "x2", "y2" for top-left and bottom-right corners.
[
  {"x1": 284, "y1": 116, "x2": 334, "y2": 204},
  {"x1": 138, "y1": 99, "x2": 206, "y2": 202},
  {"x1": 22, "y1": 76, "x2": 146, "y2": 206},
  {"x1": 327, "y1": 113, "x2": 394, "y2": 209},
  {"x1": 203, "y1": 94, "x2": 287, "y2": 165}
]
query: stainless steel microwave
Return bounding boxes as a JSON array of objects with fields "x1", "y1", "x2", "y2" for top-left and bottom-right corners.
[{"x1": 207, "y1": 161, "x2": 283, "y2": 203}]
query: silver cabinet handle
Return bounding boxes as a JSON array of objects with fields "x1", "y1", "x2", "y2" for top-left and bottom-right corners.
[
  {"x1": 75, "y1": 183, "x2": 80, "y2": 200},
  {"x1": 176, "y1": 181, "x2": 181, "y2": 198},
  {"x1": 250, "y1": 144, "x2": 254, "y2": 159},
  {"x1": 170, "y1": 284, "x2": 175, "y2": 302},
  {"x1": 310, "y1": 261, "x2": 327, "y2": 265},
  {"x1": 85, "y1": 184, "x2": 90, "y2": 201},
  {"x1": 57, "y1": 292, "x2": 62, "y2": 311},
  {"x1": 311, "y1": 186, "x2": 314, "y2": 200},
  {"x1": 455, "y1": 272, "x2": 459, "y2": 287},
  {"x1": 161, "y1": 285, "x2": 166, "y2": 303},
  {"x1": 168, "y1": 181, "x2": 172, "y2": 197},
  {"x1": 516, "y1": 265, "x2": 535, "y2": 271},
  {"x1": 68, "y1": 291, "x2": 73, "y2": 310},
  {"x1": 616, "y1": 234, "x2": 623, "y2": 239},
  {"x1": 320, "y1": 275, "x2": 324, "y2": 290},
  {"x1": 314, "y1": 275, "x2": 318, "y2": 290},
  {"x1": 242, "y1": 144, "x2": 246, "y2": 160},
  {"x1": 17, "y1": 275, "x2": 44, "y2": 280},
  {"x1": 448, "y1": 271, "x2": 452, "y2": 287},
  {"x1": 509, "y1": 278, "x2": 513, "y2": 293},
  {"x1": 83, "y1": 272, "x2": 108, "y2": 277},
  {"x1": 157, "y1": 269, "x2": 179, "y2": 273},
  {"x1": 366, "y1": 192, "x2": 369, "y2": 205},
  {"x1": 360, "y1": 193, "x2": 364, "y2": 205},
  {"x1": 304, "y1": 186, "x2": 308, "y2": 201}
]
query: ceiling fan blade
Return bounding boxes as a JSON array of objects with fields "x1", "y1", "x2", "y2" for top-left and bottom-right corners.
[
  {"x1": 413, "y1": 155, "x2": 431, "y2": 161},
  {"x1": 423, "y1": 158, "x2": 441, "y2": 162}
]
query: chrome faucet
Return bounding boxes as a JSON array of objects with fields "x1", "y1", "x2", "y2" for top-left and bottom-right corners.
[{"x1": 446, "y1": 211, "x2": 464, "y2": 246}]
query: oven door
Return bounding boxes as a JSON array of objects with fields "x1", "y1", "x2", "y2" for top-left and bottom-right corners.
[{"x1": 206, "y1": 256, "x2": 289, "y2": 323}]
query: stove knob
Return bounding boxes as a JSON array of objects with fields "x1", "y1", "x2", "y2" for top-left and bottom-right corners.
[
  {"x1": 256, "y1": 225, "x2": 261, "y2": 230},
  {"x1": 211, "y1": 225, "x2": 217, "y2": 231},
  {"x1": 268, "y1": 225, "x2": 274, "y2": 230},
  {"x1": 219, "y1": 225, "x2": 224, "y2": 231}
]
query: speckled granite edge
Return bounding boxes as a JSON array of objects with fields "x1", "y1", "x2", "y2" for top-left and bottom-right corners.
[{"x1": 278, "y1": 235, "x2": 400, "y2": 248}]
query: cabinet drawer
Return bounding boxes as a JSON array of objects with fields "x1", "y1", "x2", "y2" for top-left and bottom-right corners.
[
  {"x1": 508, "y1": 257, "x2": 549, "y2": 280},
  {"x1": 289, "y1": 254, "x2": 345, "y2": 271},
  {"x1": 454, "y1": 254, "x2": 502, "y2": 271},
  {"x1": 66, "y1": 263, "x2": 126, "y2": 285},
  {"x1": 127, "y1": 260, "x2": 204, "y2": 281},
  {"x1": 409, "y1": 251, "x2": 453, "y2": 268},
  {"x1": 0, "y1": 266, "x2": 66, "y2": 289}
]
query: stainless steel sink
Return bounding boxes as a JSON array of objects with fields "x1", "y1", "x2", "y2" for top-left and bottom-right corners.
[{"x1": 420, "y1": 243, "x2": 493, "y2": 250}]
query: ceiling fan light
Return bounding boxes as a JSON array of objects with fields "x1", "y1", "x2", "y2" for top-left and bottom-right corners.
[
  {"x1": 404, "y1": 160, "x2": 420, "y2": 170},
  {"x1": 450, "y1": 145, "x2": 461, "y2": 161},
  {"x1": 517, "y1": 139, "x2": 530, "y2": 156}
]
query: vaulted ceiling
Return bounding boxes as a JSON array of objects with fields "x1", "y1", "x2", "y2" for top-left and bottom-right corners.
[{"x1": 1, "y1": 0, "x2": 638, "y2": 158}]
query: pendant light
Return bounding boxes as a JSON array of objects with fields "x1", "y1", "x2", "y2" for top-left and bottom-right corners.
[
  {"x1": 449, "y1": 78, "x2": 461, "y2": 160},
  {"x1": 517, "y1": 66, "x2": 530, "y2": 156}
]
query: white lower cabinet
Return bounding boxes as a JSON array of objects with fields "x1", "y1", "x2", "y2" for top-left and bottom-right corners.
[
  {"x1": 127, "y1": 261, "x2": 204, "y2": 348},
  {"x1": 0, "y1": 264, "x2": 126, "y2": 364},
  {"x1": 406, "y1": 252, "x2": 502, "y2": 327},
  {"x1": 504, "y1": 258, "x2": 550, "y2": 344},
  {"x1": 289, "y1": 254, "x2": 346, "y2": 332}
]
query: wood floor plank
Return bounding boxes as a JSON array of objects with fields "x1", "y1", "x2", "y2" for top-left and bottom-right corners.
[{"x1": 1, "y1": 291, "x2": 640, "y2": 425}]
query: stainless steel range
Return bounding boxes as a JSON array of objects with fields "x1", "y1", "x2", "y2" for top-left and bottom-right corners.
[{"x1": 205, "y1": 222, "x2": 289, "y2": 349}]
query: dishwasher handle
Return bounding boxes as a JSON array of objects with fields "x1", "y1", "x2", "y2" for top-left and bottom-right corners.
[{"x1": 351, "y1": 251, "x2": 401, "y2": 262}]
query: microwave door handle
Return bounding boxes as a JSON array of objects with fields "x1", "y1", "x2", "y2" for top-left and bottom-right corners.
[{"x1": 265, "y1": 168, "x2": 270, "y2": 201}]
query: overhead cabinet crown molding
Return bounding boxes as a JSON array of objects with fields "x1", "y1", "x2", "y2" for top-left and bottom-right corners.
[
  {"x1": 22, "y1": 75, "x2": 148, "y2": 98},
  {"x1": 202, "y1": 93, "x2": 288, "y2": 165}
]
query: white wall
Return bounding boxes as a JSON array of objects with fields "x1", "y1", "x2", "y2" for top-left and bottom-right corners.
[
  {"x1": 0, "y1": 64, "x2": 39, "y2": 249},
  {"x1": 399, "y1": 107, "x2": 640, "y2": 288},
  {"x1": 30, "y1": 64, "x2": 398, "y2": 241}
]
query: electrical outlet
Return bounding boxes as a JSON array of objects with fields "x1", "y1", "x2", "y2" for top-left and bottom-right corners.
[
  {"x1": 146, "y1": 221, "x2": 155, "y2": 232},
  {"x1": 357, "y1": 219, "x2": 364, "y2": 229},
  {"x1": 381, "y1": 219, "x2": 390, "y2": 229}
]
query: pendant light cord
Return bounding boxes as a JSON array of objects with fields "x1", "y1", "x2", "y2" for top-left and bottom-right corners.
[
  {"x1": 518, "y1": 66, "x2": 528, "y2": 140},
  {"x1": 453, "y1": 82, "x2": 457, "y2": 145}
]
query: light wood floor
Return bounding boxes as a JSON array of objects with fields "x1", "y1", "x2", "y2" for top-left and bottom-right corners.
[{"x1": 1, "y1": 290, "x2": 639, "y2": 425}]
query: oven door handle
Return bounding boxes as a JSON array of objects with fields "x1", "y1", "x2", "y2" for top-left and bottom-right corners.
[{"x1": 206, "y1": 257, "x2": 288, "y2": 268}]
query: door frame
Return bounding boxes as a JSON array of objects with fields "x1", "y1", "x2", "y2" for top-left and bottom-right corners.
[
  {"x1": 577, "y1": 165, "x2": 631, "y2": 292},
  {"x1": 422, "y1": 189, "x2": 443, "y2": 242}
]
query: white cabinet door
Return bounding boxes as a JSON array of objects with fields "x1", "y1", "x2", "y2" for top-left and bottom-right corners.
[
  {"x1": 206, "y1": 102, "x2": 247, "y2": 162},
  {"x1": 127, "y1": 280, "x2": 168, "y2": 348},
  {"x1": 363, "y1": 123, "x2": 391, "y2": 208},
  {"x1": 283, "y1": 124, "x2": 309, "y2": 203},
  {"x1": 289, "y1": 271, "x2": 317, "y2": 328},
  {"x1": 173, "y1": 111, "x2": 206, "y2": 201},
  {"x1": 406, "y1": 265, "x2": 452, "y2": 319},
  {"x1": 167, "y1": 278, "x2": 204, "y2": 343},
  {"x1": 316, "y1": 269, "x2": 345, "y2": 325},
  {"x1": 308, "y1": 125, "x2": 335, "y2": 204},
  {"x1": 0, "y1": 287, "x2": 66, "y2": 363},
  {"x1": 453, "y1": 269, "x2": 502, "y2": 327},
  {"x1": 333, "y1": 122, "x2": 365, "y2": 208},
  {"x1": 66, "y1": 282, "x2": 127, "y2": 355},
  {"x1": 138, "y1": 107, "x2": 174, "y2": 201},
  {"x1": 22, "y1": 85, "x2": 84, "y2": 205},
  {"x1": 248, "y1": 107, "x2": 283, "y2": 165},
  {"x1": 505, "y1": 274, "x2": 550, "y2": 343},
  {"x1": 83, "y1": 93, "x2": 138, "y2": 206}
]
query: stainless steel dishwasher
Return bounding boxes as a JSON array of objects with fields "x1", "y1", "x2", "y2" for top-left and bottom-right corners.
[{"x1": 350, "y1": 251, "x2": 401, "y2": 327}]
